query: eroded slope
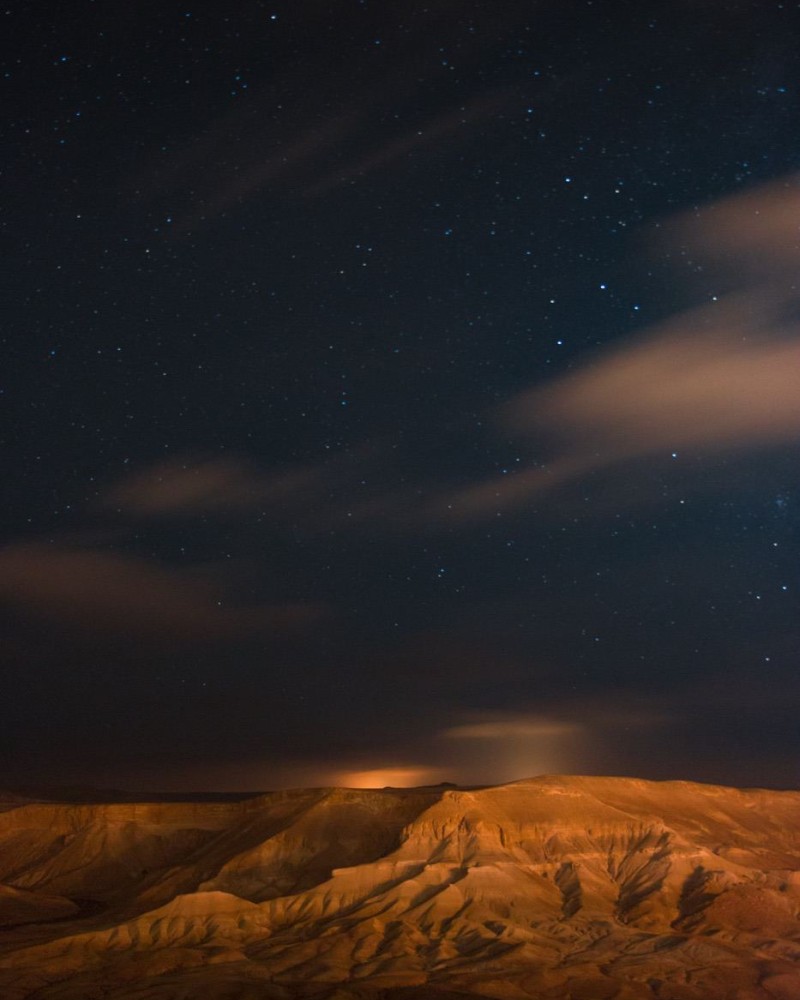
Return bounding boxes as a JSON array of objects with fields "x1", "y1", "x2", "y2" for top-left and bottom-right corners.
[{"x1": 0, "y1": 776, "x2": 798, "y2": 999}]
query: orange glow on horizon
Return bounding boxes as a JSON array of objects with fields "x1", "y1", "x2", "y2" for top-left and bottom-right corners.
[{"x1": 334, "y1": 766, "x2": 446, "y2": 789}]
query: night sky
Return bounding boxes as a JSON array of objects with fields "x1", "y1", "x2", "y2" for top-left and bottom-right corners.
[{"x1": 4, "y1": 1, "x2": 800, "y2": 793}]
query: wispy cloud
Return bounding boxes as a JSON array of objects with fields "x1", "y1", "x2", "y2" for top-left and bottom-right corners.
[
  {"x1": 667, "y1": 174, "x2": 800, "y2": 277},
  {"x1": 432, "y1": 176, "x2": 800, "y2": 521},
  {"x1": 305, "y1": 90, "x2": 512, "y2": 197},
  {"x1": 435, "y1": 711, "x2": 586, "y2": 783},
  {"x1": 125, "y1": 10, "x2": 522, "y2": 236},
  {"x1": 102, "y1": 455, "x2": 324, "y2": 517},
  {"x1": 506, "y1": 295, "x2": 800, "y2": 455},
  {"x1": 441, "y1": 716, "x2": 582, "y2": 741},
  {"x1": 0, "y1": 543, "x2": 325, "y2": 644}
]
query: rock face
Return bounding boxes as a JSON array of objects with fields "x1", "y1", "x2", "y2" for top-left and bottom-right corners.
[{"x1": 0, "y1": 775, "x2": 798, "y2": 999}]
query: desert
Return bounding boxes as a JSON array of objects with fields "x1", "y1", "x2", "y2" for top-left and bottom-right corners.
[{"x1": 0, "y1": 775, "x2": 798, "y2": 999}]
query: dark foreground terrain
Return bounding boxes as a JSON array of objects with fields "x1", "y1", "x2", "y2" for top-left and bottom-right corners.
[{"x1": 1, "y1": 775, "x2": 799, "y2": 999}]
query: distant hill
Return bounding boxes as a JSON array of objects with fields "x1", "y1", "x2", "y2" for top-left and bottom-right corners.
[
  {"x1": 0, "y1": 775, "x2": 798, "y2": 999},
  {"x1": 5, "y1": 785, "x2": 264, "y2": 803}
]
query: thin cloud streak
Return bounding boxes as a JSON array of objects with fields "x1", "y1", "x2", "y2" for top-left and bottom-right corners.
[
  {"x1": 433, "y1": 177, "x2": 800, "y2": 521},
  {"x1": 434, "y1": 711, "x2": 587, "y2": 784},
  {"x1": 442, "y1": 717, "x2": 581, "y2": 740},
  {"x1": 127, "y1": 8, "x2": 526, "y2": 236},
  {"x1": 305, "y1": 90, "x2": 513, "y2": 197},
  {"x1": 0, "y1": 458, "x2": 333, "y2": 651},
  {"x1": 102, "y1": 455, "x2": 325, "y2": 517},
  {"x1": 0, "y1": 543, "x2": 325, "y2": 643},
  {"x1": 170, "y1": 112, "x2": 362, "y2": 236},
  {"x1": 507, "y1": 297, "x2": 800, "y2": 454},
  {"x1": 669, "y1": 174, "x2": 800, "y2": 275}
]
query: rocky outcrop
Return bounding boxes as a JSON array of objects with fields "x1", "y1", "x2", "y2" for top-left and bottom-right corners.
[{"x1": 0, "y1": 775, "x2": 798, "y2": 999}]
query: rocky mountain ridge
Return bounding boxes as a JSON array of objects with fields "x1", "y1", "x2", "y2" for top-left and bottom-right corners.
[{"x1": 0, "y1": 775, "x2": 798, "y2": 999}]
